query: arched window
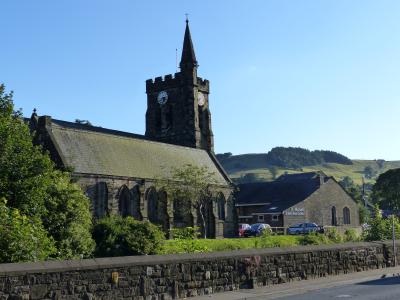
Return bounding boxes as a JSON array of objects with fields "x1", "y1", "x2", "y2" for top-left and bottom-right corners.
[
  {"x1": 118, "y1": 185, "x2": 132, "y2": 217},
  {"x1": 146, "y1": 187, "x2": 158, "y2": 223},
  {"x1": 94, "y1": 182, "x2": 108, "y2": 218},
  {"x1": 86, "y1": 182, "x2": 108, "y2": 218},
  {"x1": 331, "y1": 206, "x2": 337, "y2": 226},
  {"x1": 157, "y1": 190, "x2": 170, "y2": 234},
  {"x1": 217, "y1": 193, "x2": 226, "y2": 220},
  {"x1": 131, "y1": 185, "x2": 142, "y2": 221},
  {"x1": 343, "y1": 207, "x2": 351, "y2": 225}
]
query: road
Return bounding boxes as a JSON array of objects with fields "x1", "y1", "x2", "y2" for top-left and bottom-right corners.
[
  {"x1": 193, "y1": 267, "x2": 400, "y2": 300},
  {"x1": 278, "y1": 276, "x2": 400, "y2": 300}
]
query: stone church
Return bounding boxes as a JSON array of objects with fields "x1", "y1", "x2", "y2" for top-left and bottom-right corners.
[{"x1": 29, "y1": 20, "x2": 235, "y2": 238}]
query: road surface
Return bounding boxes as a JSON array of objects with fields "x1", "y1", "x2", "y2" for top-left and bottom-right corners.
[
  {"x1": 278, "y1": 276, "x2": 400, "y2": 300},
  {"x1": 193, "y1": 266, "x2": 400, "y2": 300}
]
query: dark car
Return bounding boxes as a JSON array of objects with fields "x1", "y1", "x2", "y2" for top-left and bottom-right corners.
[
  {"x1": 287, "y1": 222, "x2": 324, "y2": 235},
  {"x1": 243, "y1": 223, "x2": 271, "y2": 237}
]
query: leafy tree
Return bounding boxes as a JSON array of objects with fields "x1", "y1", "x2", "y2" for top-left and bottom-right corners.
[
  {"x1": 339, "y1": 176, "x2": 362, "y2": 202},
  {"x1": 364, "y1": 208, "x2": 400, "y2": 241},
  {"x1": 373, "y1": 168, "x2": 400, "y2": 211},
  {"x1": 237, "y1": 173, "x2": 259, "y2": 183},
  {"x1": 44, "y1": 172, "x2": 95, "y2": 258},
  {"x1": 0, "y1": 84, "x2": 95, "y2": 261},
  {"x1": 339, "y1": 176, "x2": 354, "y2": 190},
  {"x1": 338, "y1": 176, "x2": 371, "y2": 223},
  {"x1": 376, "y1": 159, "x2": 385, "y2": 169},
  {"x1": 0, "y1": 198, "x2": 56, "y2": 263},
  {"x1": 363, "y1": 166, "x2": 377, "y2": 179},
  {"x1": 157, "y1": 164, "x2": 218, "y2": 238},
  {"x1": 268, "y1": 166, "x2": 278, "y2": 179},
  {"x1": 93, "y1": 215, "x2": 165, "y2": 257}
]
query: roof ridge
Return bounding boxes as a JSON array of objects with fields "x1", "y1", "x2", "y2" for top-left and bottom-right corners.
[{"x1": 51, "y1": 119, "x2": 209, "y2": 153}]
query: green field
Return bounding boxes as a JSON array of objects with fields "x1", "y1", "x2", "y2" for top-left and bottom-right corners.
[{"x1": 220, "y1": 156, "x2": 400, "y2": 185}]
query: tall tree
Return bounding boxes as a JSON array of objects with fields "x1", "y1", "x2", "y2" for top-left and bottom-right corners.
[
  {"x1": 0, "y1": 84, "x2": 94, "y2": 261},
  {"x1": 373, "y1": 168, "x2": 400, "y2": 211},
  {"x1": 157, "y1": 164, "x2": 217, "y2": 238}
]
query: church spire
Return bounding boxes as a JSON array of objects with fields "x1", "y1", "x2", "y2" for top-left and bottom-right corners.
[{"x1": 180, "y1": 18, "x2": 198, "y2": 71}]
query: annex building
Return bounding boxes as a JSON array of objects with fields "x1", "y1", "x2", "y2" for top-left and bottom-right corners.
[
  {"x1": 29, "y1": 20, "x2": 235, "y2": 238},
  {"x1": 236, "y1": 172, "x2": 359, "y2": 228}
]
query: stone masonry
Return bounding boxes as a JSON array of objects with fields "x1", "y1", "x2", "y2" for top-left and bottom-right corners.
[{"x1": 0, "y1": 241, "x2": 399, "y2": 300}]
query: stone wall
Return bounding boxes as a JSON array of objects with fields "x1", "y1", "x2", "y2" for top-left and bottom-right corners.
[{"x1": 0, "y1": 242, "x2": 399, "y2": 300}]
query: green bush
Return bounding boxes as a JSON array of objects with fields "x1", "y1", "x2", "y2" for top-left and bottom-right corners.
[
  {"x1": 93, "y1": 215, "x2": 165, "y2": 257},
  {"x1": 344, "y1": 228, "x2": 359, "y2": 242},
  {"x1": 324, "y1": 227, "x2": 343, "y2": 243},
  {"x1": 299, "y1": 233, "x2": 331, "y2": 245},
  {"x1": 364, "y1": 214, "x2": 400, "y2": 241},
  {"x1": 170, "y1": 226, "x2": 199, "y2": 239},
  {"x1": 162, "y1": 226, "x2": 210, "y2": 254}
]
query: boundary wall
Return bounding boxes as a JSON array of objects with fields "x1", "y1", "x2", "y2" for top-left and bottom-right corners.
[{"x1": 0, "y1": 241, "x2": 399, "y2": 300}]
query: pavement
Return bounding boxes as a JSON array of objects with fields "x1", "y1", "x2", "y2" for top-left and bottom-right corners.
[{"x1": 193, "y1": 266, "x2": 400, "y2": 300}]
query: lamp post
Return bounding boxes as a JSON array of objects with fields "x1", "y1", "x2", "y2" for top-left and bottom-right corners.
[{"x1": 392, "y1": 214, "x2": 397, "y2": 266}]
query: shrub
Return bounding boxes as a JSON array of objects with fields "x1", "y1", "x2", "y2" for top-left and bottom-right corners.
[
  {"x1": 299, "y1": 233, "x2": 330, "y2": 245},
  {"x1": 164, "y1": 226, "x2": 210, "y2": 254},
  {"x1": 324, "y1": 227, "x2": 343, "y2": 243},
  {"x1": 170, "y1": 226, "x2": 199, "y2": 239},
  {"x1": 93, "y1": 215, "x2": 165, "y2": 257},
  {"x1": 364, "y1": 214, "x2": 400, "y2": 241},
  {"x1": 344, "y1": 228, "x2": 359, "y2": 242}
]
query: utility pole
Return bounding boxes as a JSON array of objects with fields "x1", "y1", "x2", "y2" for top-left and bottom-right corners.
[{"x1": 393, "y1": 214, "x2": 397, "y2": 266}]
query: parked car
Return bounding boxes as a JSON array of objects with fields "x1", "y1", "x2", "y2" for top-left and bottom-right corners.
[
  {"x1": 243, "y1": 223, "x2": 272, "y2": 237},
  {"x1": 287, "y1": 222, "x2": 324, "y2": 235},
  {"x1": 239, "y1": 223, "x2": 251, "y2": 237}
]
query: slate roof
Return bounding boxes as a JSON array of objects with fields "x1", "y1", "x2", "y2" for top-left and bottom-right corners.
[
  {"x1": 46, "y1": 119, "x2": 229, "y2": 185},
  {"x1": 236, "y1": 172, "x2": 329, "y2": 212}
]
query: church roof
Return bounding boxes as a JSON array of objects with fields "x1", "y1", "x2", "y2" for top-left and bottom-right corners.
[
  {"x1": 236, "y1": 172, "x2": 330, "y2": 211},
  {"x1": 46, "y1": 119, "x2": 229, "y2": 185}
]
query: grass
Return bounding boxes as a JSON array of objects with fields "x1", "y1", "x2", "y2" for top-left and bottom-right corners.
[
  {"x1": 159, "y1": 227, "x2": 362, "y2": 255},
  {"x1": 159, "y1": 234, "x2": 339, "y2": 254}
]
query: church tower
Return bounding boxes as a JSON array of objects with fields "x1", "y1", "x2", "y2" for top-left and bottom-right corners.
[{"x1": 145, "y1": 19, "x2": 214, "y2": 152}]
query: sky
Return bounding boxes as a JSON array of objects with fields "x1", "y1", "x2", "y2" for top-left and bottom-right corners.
[{"x1": 1, "y1": 1, "x2": 400, "y2": 160}]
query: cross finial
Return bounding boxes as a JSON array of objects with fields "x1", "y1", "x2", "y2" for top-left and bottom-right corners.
[{"x1": 185, "y1": 13, "x2": 189, "y2": 24}]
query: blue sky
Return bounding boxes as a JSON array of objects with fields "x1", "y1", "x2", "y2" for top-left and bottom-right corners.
[{"x1": 2, "y1": 1, "x2": 400, "y2": 160}]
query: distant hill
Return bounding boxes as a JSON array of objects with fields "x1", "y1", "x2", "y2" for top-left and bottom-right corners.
[{"x1": 216, "y1": 149, "x2": 400, "y2": 185}]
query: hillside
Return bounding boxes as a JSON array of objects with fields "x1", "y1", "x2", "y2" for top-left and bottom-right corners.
[{"x1": 216, "y1": 153, "x2": 400, "y2": 185}]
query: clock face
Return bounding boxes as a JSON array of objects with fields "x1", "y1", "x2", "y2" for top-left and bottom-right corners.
[
  {"x1": 157, "y1": 91, "x2": 168, "y2": 105},
  {"x1": 198, "y1": 93, "x2": 206, "y2": 106}
]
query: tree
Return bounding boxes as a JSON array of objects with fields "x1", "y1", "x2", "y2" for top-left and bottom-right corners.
[
  {"x1": 157, "y1": 164, "x2": 218, "y2": 238},
  {"x1": 339, "y1": 176, "x2": 354, "y2": 190},
  {"x1": 0, "y1": 198, "x2": 56, "y2": 263},
  {"x1": 364, "y1": 166, "x2": 377, "y2": 179},
  {"x1": 0, "y1": 84, "x2": 95, "y2": 261},
  {"x1": 268, "y1": 166, "x2": 278, "y2": 180},
  {"x1": 237, "y1": 173, "x2": 258, "y2": 183},
  {"x1": 373, "y1": 169, "x2": 400, "y2": 211}
]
